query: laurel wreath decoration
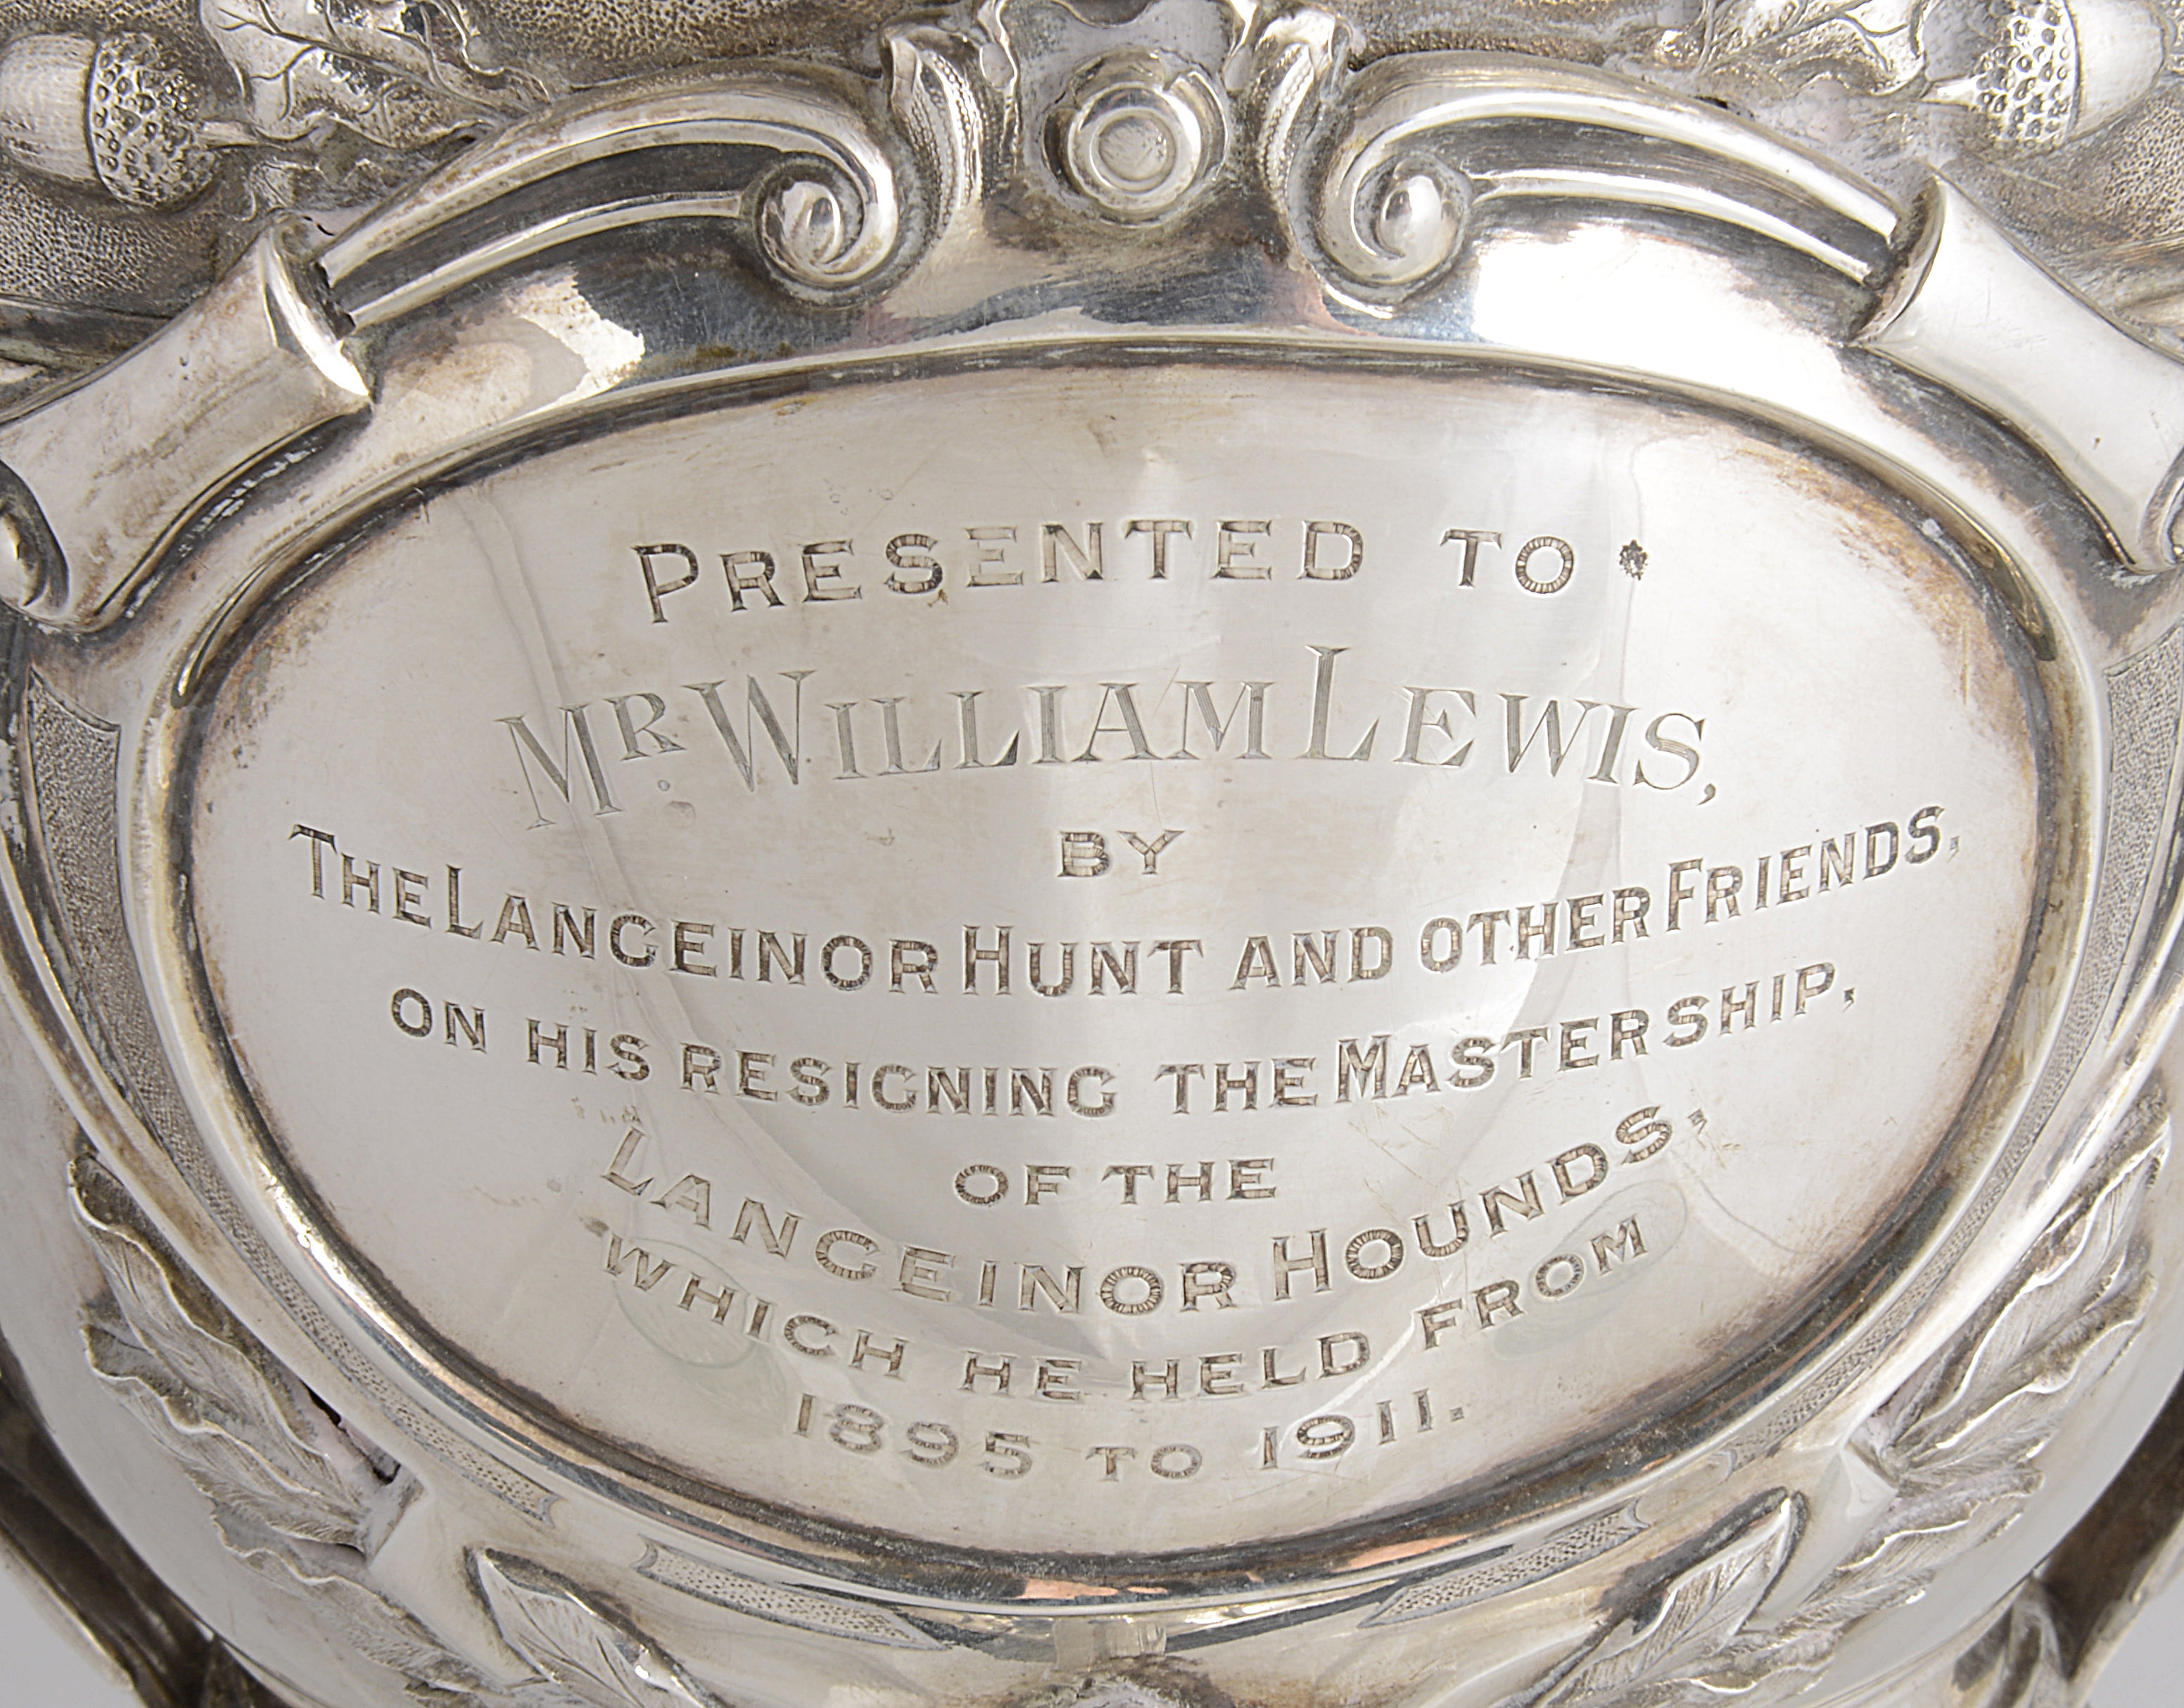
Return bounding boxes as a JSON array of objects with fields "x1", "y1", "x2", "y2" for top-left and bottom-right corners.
[
  {"x1": 76, "y1": 1157, "x2": 395, "y2": 1553},
  {"x1": 72, "y1": 1154, "x2": 505, "y2": 1700},
  {"x1": 473, "y1": 1555, "x2": 725, "y2": 1708},
  {"x1": 1498, "y1": 1097, "x2": 2166, "y2": 1708},
  {"x1": 1495, "y1": 1491, "x2": 1805, "y2": 1708},
  {"x1": 70, "y1": 1088, "x2": 2166, "y2": 1708},
  {"x1": 75, "y1": 1156, "x2": 738, "y2": 1707}
]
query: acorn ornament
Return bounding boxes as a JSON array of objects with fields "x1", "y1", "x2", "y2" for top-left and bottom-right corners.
[
  {"x1": 0, "y1": 30, "x2": 222, "y2": 208},
  {"x1": 1926, "y1": 0, "x2": 2166, "y2": 152}
]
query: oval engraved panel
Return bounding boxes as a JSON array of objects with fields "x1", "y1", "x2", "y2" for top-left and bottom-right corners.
[{"x1": 186, "y1": 362, "x2": 2040, "y2": 1557}]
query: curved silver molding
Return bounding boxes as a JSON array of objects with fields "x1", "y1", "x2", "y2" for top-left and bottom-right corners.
[{"x1": 0, "y1": 5, "x2": 2181, "y2": 1707}]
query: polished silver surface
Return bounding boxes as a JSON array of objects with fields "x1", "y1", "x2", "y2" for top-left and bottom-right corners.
[{"x1": 1, "y1": 2, "x2": 2184, "y2": 1706}]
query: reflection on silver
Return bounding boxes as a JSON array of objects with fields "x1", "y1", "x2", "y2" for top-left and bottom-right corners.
[
  {"x1": 633, "y1": 1542, "x2": 948, "y2": 1650},
  {"x1": 0, "y1": 3, "x2": 2181, "y2": 1707},
  {"x1": 1364, "y1": 1505, "x2": 1650, "y2": 1625}
]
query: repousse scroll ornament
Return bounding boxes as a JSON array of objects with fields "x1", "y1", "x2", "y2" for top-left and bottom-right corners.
[{"x1": 3, "y1": 1, "x2": 2184, "y2": 1706}]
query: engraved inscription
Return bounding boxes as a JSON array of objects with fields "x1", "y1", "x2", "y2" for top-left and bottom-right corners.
[
  {"x1": 490, "y1": 646, "x2": 1711, "y2": 819},
  {"x1": 184, "y1": 364, "x2": 2040, "y2": 1553}
]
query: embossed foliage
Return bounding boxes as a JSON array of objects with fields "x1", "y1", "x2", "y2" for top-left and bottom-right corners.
[
  {"x1": 1645, "y1": 0, "x2": 1934, "y2": 96},
  {"x1": 76, "y1": 1154, "x2": 390, "y2": 1553},
  {"x1": 205, "y1": 0, "x2": 544, "y2": 148},
  {"x1": 1520, "y1": 1493, "x2": 1803, "y2": 1708},
  {"x1": 1753, "y1": 1107, "x2": 2167, "y2": 1664},
  {"x1": 1500, "y1": 1101, "x2": 2165, "y2": 1707},
  {"x1": 72, "y1": 1156, "x2": 505, "y2": 1704},
  {"x1": 474, "y1": 1555, "x2": 723, "y2": 1708}
]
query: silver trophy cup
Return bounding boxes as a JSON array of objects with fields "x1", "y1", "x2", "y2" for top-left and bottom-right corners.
[{"x1": 0, "y1": 1, "x2": 2180, "y2": 1704}]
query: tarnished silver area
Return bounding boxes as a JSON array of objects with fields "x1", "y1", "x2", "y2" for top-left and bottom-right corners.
[{"x1": 1, "y1": 4, "x2": 2184, "y2": 1707}]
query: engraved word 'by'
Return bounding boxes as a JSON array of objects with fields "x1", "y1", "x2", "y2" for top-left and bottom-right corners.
[{"x1": 1060, "y1": 829, "x2": 1184, "y2": 876}]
